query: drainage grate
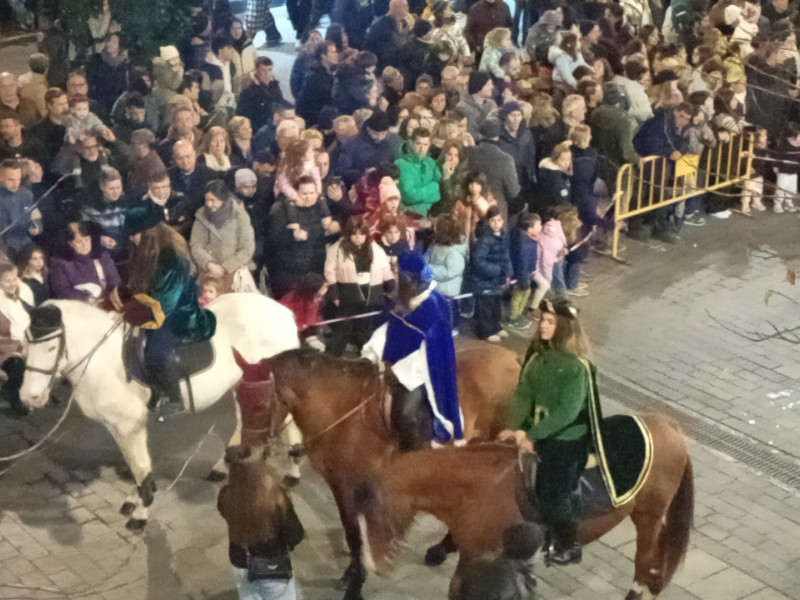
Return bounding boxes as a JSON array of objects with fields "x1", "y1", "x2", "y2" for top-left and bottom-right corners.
[{"x1": 600, "y1": 373, "x2": 800, "y2": 491}]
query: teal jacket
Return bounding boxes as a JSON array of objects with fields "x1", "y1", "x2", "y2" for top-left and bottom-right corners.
[
  {"x1": 395, "y1": 151, "x2": 442, "y2": 217},
  {"x1": 150, "y1": 249, "x2": 216, "y2": 341},
  {"x1": 509, "y1": 349, "x2": 597, "y2": 441}
]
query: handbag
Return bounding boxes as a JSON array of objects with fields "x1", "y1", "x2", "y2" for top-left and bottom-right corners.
[{"x1": 246, "y1": 552, "x2": 293, "y2": 582}]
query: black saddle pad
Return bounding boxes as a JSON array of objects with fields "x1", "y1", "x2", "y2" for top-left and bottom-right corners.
[
  {"x1": 123, "y1": 328, "x2": 215, "y2": 386},
  {"x1": 580, "y1": 414, "x2": 654, "y2": 516}
]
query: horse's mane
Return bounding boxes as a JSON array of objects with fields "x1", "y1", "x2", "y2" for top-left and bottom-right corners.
[{"x1": 271, "y1": 347, "x2": 379, "y2": 379}]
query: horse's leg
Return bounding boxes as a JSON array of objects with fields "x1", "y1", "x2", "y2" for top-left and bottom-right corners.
[
  {"x1": 331, "y1": 485, "x2": 366, "y2": 600},
  {"x1": 425, "y1": 532, "x2": 457, "y2": 566},
  {"x1": 208, "y1": 391, "x2": 240, "y2": 482},
  {"x1": 283, "y1": 416, "x2": 303, "y2": 486},
  {"x1": 107, "y1": 420, "x2": 154, "y2": 531},
  {"x1": 625, "y1": 510, "x2": 665, "y2": 600}
]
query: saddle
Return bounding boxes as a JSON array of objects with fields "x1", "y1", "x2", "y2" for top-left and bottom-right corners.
[
  {"x1": 517, "y1": 414, "x2": 654, "y2": 521},
  {"x1": 122, "y1": 326, "x2": 215, "y2": 413}
]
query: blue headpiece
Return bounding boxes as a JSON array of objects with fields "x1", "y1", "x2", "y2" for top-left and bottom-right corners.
[{"x1": 397, "y1": 251, "x2": 433, "y2": 283}]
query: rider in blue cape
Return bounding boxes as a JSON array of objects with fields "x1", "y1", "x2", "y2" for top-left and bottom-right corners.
[{"x1": 362, "y1": 251, "x2": 464, "y2": 449}]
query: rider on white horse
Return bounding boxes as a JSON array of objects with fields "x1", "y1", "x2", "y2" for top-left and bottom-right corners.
[
  {"x1": 119, "y1": 223, "x2": 216, "y2": 414},
  {"x1": 361, "y1": 251, "x2": 464, "y2": 450}
]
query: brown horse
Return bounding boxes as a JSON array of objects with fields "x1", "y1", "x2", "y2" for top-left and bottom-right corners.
[{"x1": 267, "y1": 348, "x2": 693, "y2": 600}]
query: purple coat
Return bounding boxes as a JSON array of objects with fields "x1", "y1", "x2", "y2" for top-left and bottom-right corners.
[{"x1": 49, "y1": 250, "x2": 121, "y2": 301}]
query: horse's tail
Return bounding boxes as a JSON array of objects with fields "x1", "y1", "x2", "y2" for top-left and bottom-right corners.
[{"x1": 659, "y1": 456, "x2": 694, "y2": 587}]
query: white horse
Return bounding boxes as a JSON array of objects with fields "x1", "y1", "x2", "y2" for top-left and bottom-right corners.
[{"x1": 19, "y1": 293, "x2": 300, "y2": 530}]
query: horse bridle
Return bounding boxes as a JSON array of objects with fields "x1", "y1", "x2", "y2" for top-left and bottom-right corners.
[
  {"x1": 24, "y1": 328, "x2": 67, "y2": 392},
  {"x1": 23, "y1": 316, "x2": 124, "y2": 391}
]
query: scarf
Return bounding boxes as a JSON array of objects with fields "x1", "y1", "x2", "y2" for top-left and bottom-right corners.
[
  {"x1": 205, "y1": 199, "x2": 234, "y2": 229},
  {"x1": 0, "y1": 284, "x2": 32, "y2": 343}
]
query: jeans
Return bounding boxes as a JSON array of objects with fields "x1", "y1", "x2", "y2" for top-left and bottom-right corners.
[
  {"x1": 550, "y1": 260, "x2": 566, "y2": 298},
  {"x1": 233, "y1": 567, "x2": 298, "y2": 600}
]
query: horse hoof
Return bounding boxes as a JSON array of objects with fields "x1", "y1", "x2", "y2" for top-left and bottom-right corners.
[
  {"x1": 283, "y1": 475, "x2": 300, "y2": 487},
  {"x1": 205, "y1": 469, "x2": 227, "y2": 483},
  {"x1": 125, "y1": 518, "x2": 147, "y2": 532},
  {"x1": 424, "y1": 543, "x2": 448, "y2": 566},
  {"x1": 624, "y1": 590, "x2": 643, "y2": 600},
  {"x1": 120, "y1": 502, "x2": 136, "y2": 516}
]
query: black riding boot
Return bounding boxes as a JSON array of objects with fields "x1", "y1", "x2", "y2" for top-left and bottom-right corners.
[
  {"x1": 390, "y1": 385, "x2": 434, "y2": 451},
  {"x1": 2, "y1": 357, "x2": 29, "y2": 417},
  {"x1": 550, "y1": 525, "x2": 582, "y2": 566},
  {"x1": 145, "y1": 328, "x2": 184, "y2": 415}
]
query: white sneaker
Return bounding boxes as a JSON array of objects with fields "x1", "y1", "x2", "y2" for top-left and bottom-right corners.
[
  {"x1": 785, "y1": 201, "x2": 797, "y2": 213},
  {"x1": 774, "y1": 203, "x2": 784, "y2": 214},
  {"x1": 752, "y1": 199, "x2": 767, "y2": 211},
  {"x1": 710, "y1": 210, "x2": 732, "y2": 219},
  {"x1": 497, "y1": 330, "x2": 509, "y2": 338},
  {"x1": 486, "y1": 335, "x2": 502, "y2": 343}
]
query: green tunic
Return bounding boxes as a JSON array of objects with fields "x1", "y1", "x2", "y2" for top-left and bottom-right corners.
[{"x1": 509, "y1": 349, "x2": 597, "y2": 442}]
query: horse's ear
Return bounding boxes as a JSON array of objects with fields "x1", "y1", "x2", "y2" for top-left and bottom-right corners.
[
  {"x1": 29, "y1": 304, "x2": 63, "y2": 339},
  {"x1": 232, "y1": 348, "x2": 250, "y2": 371}
]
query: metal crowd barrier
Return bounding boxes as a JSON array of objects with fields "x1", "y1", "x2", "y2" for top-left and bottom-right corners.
[{"x1": 611, "y1": 132, "x2": 755, "y2": 260}]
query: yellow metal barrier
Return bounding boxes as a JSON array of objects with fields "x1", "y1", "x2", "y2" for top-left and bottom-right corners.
[{"x1": 611, "y1": 132, "x2": 754, "y2": 260}]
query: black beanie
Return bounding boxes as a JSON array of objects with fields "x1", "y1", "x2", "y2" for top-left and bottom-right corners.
[{"x1": 468, "y1": 71, "x2": 492, "y2": 95}]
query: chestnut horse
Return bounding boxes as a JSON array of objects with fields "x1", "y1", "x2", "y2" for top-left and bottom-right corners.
[{"x1": 267, "y1": 348, "x2": 693, "y2": 600}]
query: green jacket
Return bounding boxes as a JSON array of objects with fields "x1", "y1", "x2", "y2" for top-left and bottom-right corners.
[
  {"x1": 395, "y1": 151, "x2": 442, "y2": 217},
  {"x1": 509, "y1": 349, "x2": 596, "y2": 441}
]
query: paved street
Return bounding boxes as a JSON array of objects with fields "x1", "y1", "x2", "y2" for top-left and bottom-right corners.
[{"x1": 3, "y1": 13, "x2": 800, "y2": 599}]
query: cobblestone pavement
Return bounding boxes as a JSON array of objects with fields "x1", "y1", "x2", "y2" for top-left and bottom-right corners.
[{"x1": 4, "y1": 14, "x2": 800, "y2": 599}]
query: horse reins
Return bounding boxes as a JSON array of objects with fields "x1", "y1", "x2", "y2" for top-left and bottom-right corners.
[{"x1": 287, "y1": 377, "x2": 378, "y2": 449}]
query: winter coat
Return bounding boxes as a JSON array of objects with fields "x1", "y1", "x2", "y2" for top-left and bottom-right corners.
[
  {"x1": 537, "y1": 219, "x2": 566, "y2": 282},
  {"x1": 612, "y1": 75, "x2": 653, "y2": 125},
  {"x1": 324, "y1": 239, "x2": 394, "y2": 307},
  {"x1": 466, "y1": 141, "x2": 521, "y2": 209},
  {"x1": 49, "y1": 250, "x2": 120, "y2": 302},
  {"x1": 267, "y1": 197, "x2": 330, "y2": 277},
  {"x1": 190, "y1": 201, "x2": 256, "y2": 273},
  {"x1": 426, "y1": 241, "x2": 468, "y2": 297},
  {"x1": 290, "y1": 52, "x2": 316, "y2": 99},
  {"x1": 633, "y1": 110, "x2": 689, "y2": 158},
  {"x1": 336, "y1": 129, "x2": 403, "y2": 186},
  {"x1": 455, "y1": 94, "x2": 497, "y2": 140},
  {"x1": 152, "y1": 57, "x2": 184, "y2": 108},
  {"x1": 547, "y1": 46, "x2": 587, "y2": 88},
  {"x1": 497, "y1": 125, "x2": 537, "y2": 193},
  {"x1": 0, "y1": 283, "x2": 33, "y2": 365},
  {"x1": 471, "y1": 228, "x2": 512, "y2": 292},
  {"x1": 332, "y1": 65, "x2": 376, "y2": 117},
  {"x1": 534, "y1": 158, "x2": 571, "y2": 213},
  {"x1": 396, "y1": 151, "x2": 443, "y2": 217},
  {"x1": 332, "y1": 0, "x2": 375, "y2": 49},
  {"x1": 363, "y1": 15, "x2": 404, "y2": 71},
  {"x1": 479, "y1": 45, "x2": 513, "y2": 79},
  {"x1": 0, "y1": 186, "x2": 36, "y2": 256},
  {"x1": 296, "y1": 62, "x2": 334, "y2": 126},
  {"x1": 570, "y1": 146, "x2": 601, "y2": 227},
  {"x1": 236, "y1": 78, "x2": 286, "y2": 132},
  {"x1": 509, "y1": 227, "x2": 538, "y2": 289},
  {"x1": 587, "y1": 103, "x2": 638, "y2": 188}
]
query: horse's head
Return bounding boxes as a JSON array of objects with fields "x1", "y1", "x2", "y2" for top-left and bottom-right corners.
[
  {"x1": 20, "y1": 305, "x2": 66, "y2": 408},
  {"x1": 233, "y1": 348, "x2": 285, "y2": 444}
]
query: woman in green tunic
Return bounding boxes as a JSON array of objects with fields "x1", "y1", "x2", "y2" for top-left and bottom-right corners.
[{"x1": 505, "y1": 299, "x2": 601, "y2": 567}]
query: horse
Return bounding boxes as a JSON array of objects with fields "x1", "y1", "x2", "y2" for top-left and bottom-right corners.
[
  {"x1": 261, "y1": 346, "x2": 518, "y2": 599},
  {"x1": 18, "y1": 294, "x2": 300, "y2": 531},
  {"x1": 266, "y1": 348, "x2": 694, "y2": 600}
]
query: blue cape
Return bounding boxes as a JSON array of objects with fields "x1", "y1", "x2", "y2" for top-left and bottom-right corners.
[{"x1": 383, "y1": 290, "x2": 462, "y2": 442}]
